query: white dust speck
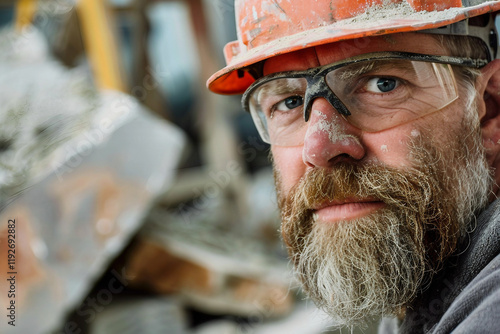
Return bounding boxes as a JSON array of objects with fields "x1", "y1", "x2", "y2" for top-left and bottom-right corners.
[
  {"x1": 339, "y1": 1, "x2": 464, "y2": 28},
  {"x1": 381, "y1": 145, "x2": 388, "y2": 153},
  {"x1": 306, "y1": 109, "x2": 360, "y2": 145}
]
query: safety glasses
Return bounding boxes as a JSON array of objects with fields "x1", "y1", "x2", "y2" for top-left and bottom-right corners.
[{"x1": 242, "y1": 52, "x2": 487, "y2": 147}]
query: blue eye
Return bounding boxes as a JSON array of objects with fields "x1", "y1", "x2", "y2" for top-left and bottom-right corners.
[
  {"x1": 276, "y1": 96, "x2": 304, "y2": 111},
  {"x1": 366, "y1": 78, "x2": 399, "y2": 93}
]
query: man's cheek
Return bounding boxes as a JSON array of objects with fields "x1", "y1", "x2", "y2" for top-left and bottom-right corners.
[{"x1": 272, "y1": 146, "x2": 306, "y2": 195}]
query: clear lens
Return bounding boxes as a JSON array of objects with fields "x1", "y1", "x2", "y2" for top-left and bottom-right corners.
[
  {"x1": 248, "y1": 77, "x2": 308, "y2": 145},
  {"x1": 326, "y1": 60, "x2": 458, "y2": 132},
  {"x1": 247, "y1": 58, "x2": 458, "y2": 146}
]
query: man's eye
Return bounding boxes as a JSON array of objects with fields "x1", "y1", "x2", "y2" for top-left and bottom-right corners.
[
  {"x1": 275, "y1": 96, "x2": 304, "y2": 111},
  {"x1": 365, "y1": 78, "x2": 399, "y2": 93}
]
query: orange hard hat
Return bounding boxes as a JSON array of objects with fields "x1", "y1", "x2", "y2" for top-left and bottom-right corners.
[{"x1": 207, "y1": 0, "x2": 500, "y2": 95}]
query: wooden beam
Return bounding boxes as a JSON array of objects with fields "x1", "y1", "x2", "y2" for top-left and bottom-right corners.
[
  {"x1": 77, "y1": 0, "x2": 127, "y2": 92},
  {"x1": 15, "y1": 0, "x2": 37, "y2": 31}
]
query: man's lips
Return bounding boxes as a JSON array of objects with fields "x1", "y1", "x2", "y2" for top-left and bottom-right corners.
[{"x1": 312, "y1": 198, "x2": 385, "y2": 222}]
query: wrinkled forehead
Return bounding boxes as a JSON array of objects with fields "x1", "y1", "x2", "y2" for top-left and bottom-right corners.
[{"x1": 263, "y1": 33, "x2": 447, "y2": 75}]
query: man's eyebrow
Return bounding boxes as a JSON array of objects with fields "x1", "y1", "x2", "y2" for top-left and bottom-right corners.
[
  {"x1": 335, "y1": 60, "x2": 416, "y2": 81},
  {"x1": 258, "y1": 78, "x2": 307, "y2": 97},
  {"x1": 336, "y1": 62, "x2": 376, "y2": 80}
]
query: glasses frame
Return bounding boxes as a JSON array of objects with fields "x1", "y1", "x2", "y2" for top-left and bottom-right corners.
[{"x1": 242, "y1": 52, "x2": 488, "y2": 137}]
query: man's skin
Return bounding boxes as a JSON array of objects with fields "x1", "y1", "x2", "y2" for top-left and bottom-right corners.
[{"x1": 268, "y1": 33, "x2": 500, "y2": 211}]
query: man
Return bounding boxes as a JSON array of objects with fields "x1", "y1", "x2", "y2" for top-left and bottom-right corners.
[{"x1": 207, "y1": 0, "x2": 500, "y2": 332}]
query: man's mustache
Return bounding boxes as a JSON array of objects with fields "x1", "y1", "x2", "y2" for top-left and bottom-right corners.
[{"x1": 290, "y1": 163, "x2": 429, "y2": 211}]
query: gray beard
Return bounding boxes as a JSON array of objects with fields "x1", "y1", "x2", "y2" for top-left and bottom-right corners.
[{"x1": 276, "y1": 103, "x2": 492, "y2": 328}]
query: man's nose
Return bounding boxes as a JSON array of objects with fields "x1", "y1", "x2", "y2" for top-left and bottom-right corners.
[{"x1": 302, "y1": 98, "x2": 366, "y2": 168}]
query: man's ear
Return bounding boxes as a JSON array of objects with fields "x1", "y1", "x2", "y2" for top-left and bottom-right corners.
[
  {"x1": 478, "y1": 59, "x2": 500, "y2": 191},
  {"x1": 478, "y1": 60, "x2": 500, "y2": 123}
]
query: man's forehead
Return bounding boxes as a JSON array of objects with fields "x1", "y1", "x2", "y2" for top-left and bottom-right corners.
[{"x1": 263, "y1": 33, "x2": 446, "y2": 75}]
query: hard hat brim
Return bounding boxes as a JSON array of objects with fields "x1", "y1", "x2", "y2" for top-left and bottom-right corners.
[{"x1": 207, "y1": 1, "x2": 500, "y2": 95}]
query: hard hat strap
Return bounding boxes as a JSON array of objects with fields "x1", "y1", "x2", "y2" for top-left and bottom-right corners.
[{"x1": 420, "y1": 13, "x2": 500, "y2": 61}]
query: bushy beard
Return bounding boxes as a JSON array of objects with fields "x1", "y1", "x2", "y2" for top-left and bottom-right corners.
[{"x1": 276, "y1": 102, "x2": 492, "y2": 327}]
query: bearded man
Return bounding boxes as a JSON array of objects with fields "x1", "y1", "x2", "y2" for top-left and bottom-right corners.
[{"x1": 207, "y1": 0, "x2": 500, "y2": 332}]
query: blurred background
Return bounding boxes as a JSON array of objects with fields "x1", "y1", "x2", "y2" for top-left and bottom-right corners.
[{"x1": 0, "y1": 1, "x2": 379, "y2": 333}]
